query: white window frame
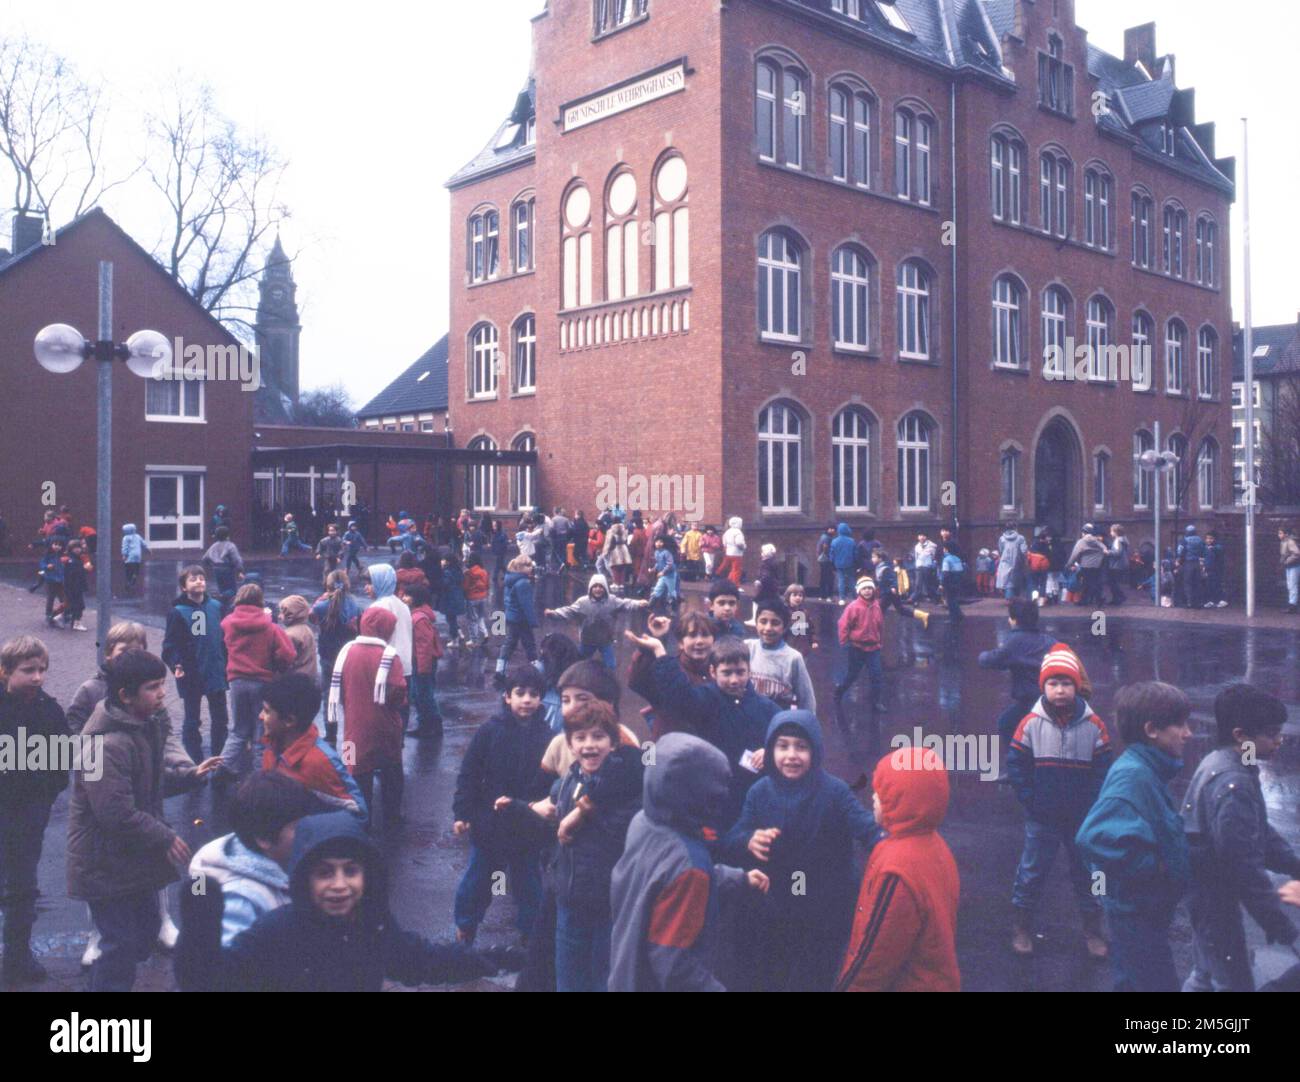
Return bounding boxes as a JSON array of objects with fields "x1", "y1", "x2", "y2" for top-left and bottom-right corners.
[
  {"x1": 894, "y1": 110, "x2": 911, "y2": 198},
  {"x1": 759, "y1": 231, "x2": 801, "y2": 342},
  {"x1": 758, "y1": 404, "x2": 803, "y2": 513},
  {"x1": 512, "y1": 434, "x2": 535, "y2": 511},
  {"x1": 145, "y1": 370, "x2": 205, "y2": 423},
  {"x1": 1197, "y1": 440, "x2": 1217, "y2": 509},
  {"x1": 1197, "y1": 327, "x2": 1217, "y2": 400},
  {"x1": 468, "y1": 436, "x2": 497, "y2": 511},
  {"x1": 852, "y1": 93, "x2": 872, "y2": 189},
  {"x1": 470, "y1": 324, "x2": 499, "y2": 399},
  {"x1": 916, "y1": 117, "x2": 931, "y2": 205},
  {"x1": 832, "y1": 408, "x2": 873, "y2": 512},
  {"x1": 1085, "y1": 297, "x2": 1112, "y2": 381},
  {"x1": 897, "y1": 412, "x2": 932, "y2": 511},
  {"x1": 756, "y1": 62, "x2": 778, "y2": 162},
  {"x1": 514, "y1": 315, "x2": 536, "y2": 394},
  {"x1": 1165, "y1": 434, "x2": 1188, "y2": 511},
  {"x1": 782, "y1": 69, "x2": 804, "y2": 170},
  {"x1": 145, "y1": 468, "x2": 205, "y2": 549},
  {"x1": 1134, "y1": 431, "x2": 1153, "y2": 509},
  {"x1": 896, "y1": 261, "x2": 930, "y2": 360},
  {"x1": 1042, "y1": 287, "x2": 1067, "y2": 377},
  {"x1": 1131, "y1": 312, "x2": 1153, "y2": 391},
  {"x1": 830, "y1": 87, "x2": 848, "y2": 182},
  {"x1": 831, "y1": 247, "x2": 871, "y2": 352},
  {"x1": 993, "y1": 276, "x2": 1023, "y2": 368},
  {"x1": 1000, "y1": 448, "x2": 1019, "y2": 511},
  {"x1": 991, "y1": 138, "x2": 1004, "y2": 220},
  {"x1": 513, "y1": 199, "x2": 533, "y2": 272},
  {"x1": 1165, "y1": 321, "x2": 1186, "y2": 395},
  {"x1": 1094, "y1": 452, "x2": 1109, "y2": 510}
]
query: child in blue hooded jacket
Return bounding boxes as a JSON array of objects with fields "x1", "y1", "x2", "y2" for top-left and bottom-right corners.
[
  {"x1": 120, "y1": 523, "x2": 147, "y2": 588},
  {"x1": 720, "y1": 709, "x2": 880, "y2": 991}
]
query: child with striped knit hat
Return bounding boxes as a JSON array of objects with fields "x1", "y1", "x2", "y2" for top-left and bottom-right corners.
[{"x1": 1006, "y1": 642, "x2": 1113, "y2": 959}]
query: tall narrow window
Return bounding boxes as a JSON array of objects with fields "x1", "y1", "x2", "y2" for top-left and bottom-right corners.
[
  {"x1": 653, "y1": 155, "x2": 689, "y2": 292},
  {"x1": 916, "y1": 117, "x2": 931, "y2": 204},
  {"x1": 1039, "y1": 34, "x2": 1073, "y2": 114},
  {"x1": 485, "y1": 212, "x2": 499, "y2": 278},
  {"x1": 1000, "y1": 449, "x2": 1020, "y2": 511},
  {"x1": 832, "y1": 407, "x2": 873, "y2": 511},
  {"x1": 469, "y1": 210, "x2": 499, "y2": 283},
  {"x1": 1040, "y1": 153, "x2": 1069, "y2": 236},
  {"x1": 759, "y1": 231, "x2": 801, "y2": 342},
  {"x1": 1162, "y1": 206, "x2": 1173, "y2": 273},
  {"x1": 831, "y1": 246, "x2": 871, "y2": 351},
  {"x1": 1008, "y1": 142, "x2": 1022, "y2": 223},
  {"x1": 512, "y1": 433, "x2": 535, "y2": 511},
  {"x1": 991, "y1": 138, "x2": 1005, "y2": 220},
  {"x1": 468, "y1": 436, "x2": 497, "y2": 510},
  {"x1": 758, "y1": 403, "x2": 802, "y2": 512},
  {"x1": 1134, "y1": 430, "x2": 1153, "y2": 509},
  {"x1": 1086, "y1": 296, "x2": 1113, "y2": 380},
  {"x1": 605, "y1": 171, "x2": 639, "y2": 301},
  {"x1": 830, "y1": 88, "x2": 848, "y2": 181},
  {"x1": 1165, "y1": 320, "x2": 1186, "y2": 394},
  {"x1": 1166, "y1": 433, "x2": 1188, "y2": 511},
  {"x1": 470, "y1": 324, "x2": 499, "y2": 399},
  {"x1": 852, "y1": 93, "x2": 872, "y2": 187},
  {"x1": 894, "y1": 110, "x2": 911, "y2": 197},
  {"x1": 896, "y1": 261, "x2": 930, "y2": 360},
  {"x1": 513, "y1": 315, "x2": 536, "y2": 393},
  {"x1": 1203, "y1": 219, "x2": 1216, "y2": 286},
  {"x1": 1084, "y1": 169, "x2": 1111, "y2": 248},
  {"x1": 782, "y1": 70, "x2": 804, "y2": 169},
  {"x1": 992, "y1": 134, "x2": 1025, "y2": 223},
  {"x1": 897, "y1": 412, "x2": 932, "y2": 511},
  {"x1": 1171, "y1": 208, "x2": 1186, "y2": 276},
  {"x1": 1131, "y1": 311, "x2": 1153, "y2": 390},
  {"x1": 1132, "y1": 192, "x2": 1152, "y2": 267},
  {"x1": 1094, "y1": 452, "x2": 1109, "y2": 510},
  {"x1": 513, "y1": 198, "x2": 534, "y2": 272},
  {"x1": 1042, "y1": 286, "x2": 1068, "y2": 377},
  {"x1": 1197, "y1": 326, "x2": 1217, "y2": 400},
  {"x1": 992, "y1": 276, "x2": 1023, "y2": 368},
  {"x1": 1197, "y1": 439, "x2": 1218, "y2": 509},
  {"x1": 756, "y1": 62, "x2": 777, "y2": 161},
  {"x1": 562, "y1": 185, "x2": 592, "y2": 310}
]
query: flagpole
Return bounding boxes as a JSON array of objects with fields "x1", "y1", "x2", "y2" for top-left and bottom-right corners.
[{"x1": 1241, "y1": 118, "x2": 1256, "y2": 619}]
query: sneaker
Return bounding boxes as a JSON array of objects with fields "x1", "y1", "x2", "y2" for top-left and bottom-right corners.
[
  {"x1": 81, "y1": 935, "x2": 102, "y2": 968},
  {"x1": 1203, "y1": 602, "x2": 1215, "y2": 609},
  {"x1": 157, "y1": 916, "x2": 180, "y2": 950},
  {"x1": 72, "y1": 621, "x2": 89, "y2": 631},
  {"x1": 1217, "y1": 601, "x2": 1228, "y2": 608}
]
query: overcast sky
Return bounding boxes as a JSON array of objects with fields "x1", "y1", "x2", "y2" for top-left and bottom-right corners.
[{"x1": 1, "y1": 0, "x2": 1293, "y2": 403}]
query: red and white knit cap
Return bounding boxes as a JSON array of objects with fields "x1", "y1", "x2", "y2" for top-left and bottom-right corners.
[{"x1": 1039, "y1": 643, "x2": 1082, "y2": 689}]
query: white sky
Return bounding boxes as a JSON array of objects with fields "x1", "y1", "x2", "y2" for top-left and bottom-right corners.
[{"x1": 0, "y1": 0, "x2": 1292, "y2": 404}]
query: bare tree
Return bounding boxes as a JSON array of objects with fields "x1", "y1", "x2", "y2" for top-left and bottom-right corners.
[
  {"x1": 146, "y1": 82, "x2": 290, "y2": 339},
  {"x1": 294, "y1": 384, "x2": 356, "y2": 428},
  {"x1": 1259, "y1": 376, "x2": 1300, "y2": 506},
  {"x1": 0, "y1": 35, "x2": 136, "y2": 225},
  {"x1": 1165, "y1": 394, "x2": 1218, "y2": 538}
]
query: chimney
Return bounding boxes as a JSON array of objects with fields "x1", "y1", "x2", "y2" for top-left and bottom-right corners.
[
  {"x1": 11, "y1": 211, "x2": 45, "y2": 253},
  {"x1": 1124, "y1": 23, "x2": 1157, "y2": 74}
]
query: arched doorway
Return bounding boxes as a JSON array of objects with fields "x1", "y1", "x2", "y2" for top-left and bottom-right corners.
[{"x1": 1034, "y1": 417, "x2": 1082, "y2": 539}]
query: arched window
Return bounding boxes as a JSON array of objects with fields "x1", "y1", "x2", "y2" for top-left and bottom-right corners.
[
  {"x1": 758, "y1": 230, "x2": 801, "y2": 342},
  {"x1": 1131, "y1": 311, "x2": 1154, "y2": 390},
  {"x1": 831, "y1": 246, "x2": 871, "y2": 351},
  {"x1": 897, "y1": 412, "x2": 933, "y2": 511},
  {"x1": 595, "y1": 0, "x2": 648, "y2": 35},
  {"x1": 830, "y1": 87, "x2": 849, "y2": 182},
  {"x1": 1197, "y1": 438, "x2": 1218, "y2": 509},
  {"x1": 1196, "y1": 216, "x2": 1217, "y2": 285},
  {"x1": 1085, "y1": 296, "x2": 1113, "y2": 380},
  {"x1": 1131, "y1": 190, "x2": 1153, "y2": 267},
  {"x1": 468, "y1": 209, "x2": 500, "y2": 283},
  {"x1": 468, "y1": 436, "x2": 497, "y2": 510},
  {"x1": 758, "y1": 403, "x2": 803, "y2": 512},
  {"x1": 756, "y1": 60, "x2": 778, "y2": 160},
  {"x1": 1197, "y1": 326, "x2": 1218, "y2": 400},
  {"x1": 1084, "y1": 167, "x2": 1112, "y2": 249},
  {"x1": 990, "y1": 132, "x2": 1025, "y2": 223},
  {"x1": 1093, "y1": 451, "x2": 1110, "y2": 510},
  {"x1": 832, "y1": 407, "x2": 873, "y2": 511},
  {"x1": 1040, "y1": 151, "x2": 1069, "y2": 237},
  {"x1": 896, "y1": 260, "x2": 930, "y2": 360},
  {"x1": 1134, "y1": 429, "x2": 1154, "y2": 509},
  {"x1": 561, "y1": 184, "x2": 593, "y2": 309},
  {"x1": 895, "y1": 108, "x2": 932, "y2": 203},
  {"x1": 1041, "y1": 286, "x2": 1069, "y2": 377},
  {"x1": 512, "y1": 197, "x2": 534, "y2": 272},
  {"x1": 1162, "y1": 204, "x2": 1186, "y2": 276},
  {"x1": 605, "y1": 170, "x2": 639, "y2": 301},
  {"x1": 1165, "y1": 319, "x2": 1187, "y2": 394},
  {"x1": 992, "y1": 275, "x2": 1024, "y2": 368},
  {"x1": 852, "y1": 90, "x2": 873, "y2": 188},
  {"x1": 469, "y1": 323, "x2": 499, "y2": 399},
  {"x1": 782, "y1": 68, "x2": 805, "y2": 169},
  {"x1": 513, "y1": 315, "x2": 536, "y2": 393},
  {"x1": 1166, "y1": 433, "x2": 1189, "y2": 511},
  {"x1": 653, "y1": 155, "x2": 689, "y2": 291},
  {"x1": 512, "y1": 433, "x2": 535, "y2": 511},
  {"x1": 1000, "y1": 447, "x2": 1020, "y2": 511}
]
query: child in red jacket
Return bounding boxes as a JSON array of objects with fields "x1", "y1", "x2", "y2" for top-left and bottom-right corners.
[
  {"x1": 219, "y1": 583, "x2": 296, "y2": 778},
  {"x1": 837, "y1": 746, "x2": 960, "y2": 992},
  {"x1": 833, "y1": 576, "x2": 886, "y2": 717},
  {"x1": 462, "y1": 555, "x2": 490, "y2": 644},
  {"x1": 401, "y1": 583, "x2": 444, "y2": 738}
]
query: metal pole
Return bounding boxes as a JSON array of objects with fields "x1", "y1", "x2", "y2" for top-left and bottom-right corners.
[
  {"x1": 1241, "y1": 118, "x2": 1256, "y2": 619},
  {"x1": 96, "y1": 262, "x2": 113, "y2": 662},
  {"x1": 1153, "y1": 418, "x2": 1161, "y2": 610}
]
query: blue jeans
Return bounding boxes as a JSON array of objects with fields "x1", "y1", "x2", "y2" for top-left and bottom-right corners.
[
  {"x1": 280, "y1": 538, "x2": 311, "y2": 556},
  {"x1": 88, "y1": 890, "x2": 161, "y2": 992},
  {"x1": 1012, "y1": 818, "x2": 1099, "y2": 915},
  {"x1": 941, "y1": 571, "x2": 963, "y2": 617},
  {"x1": 220, "y1": 677, "x2": 265, "y2": 775},
  {"x1": 555, "y1": 904, "x2": 612, "y2": 992},
  {"x1": 410, "y1": 672, "x2": 441, "y2": 726},
  {"x1": 834, "y1": 645, "x2": 884, "y2": 703},
  {"x1": 835, "y1": 567, "x2": 855, "y2": 602},
  {"x1": 579, "y1": 642, "x2": 617, "y2": 669},
  {"x1": 180, "y1": 687, "x2": 228, "y2": 761},
  {"x1": 1287, "y1": 565, "x2": 1300, "y2": 607},
  {"x1": 1107, "y1": 905, "x2": 1179, "y2": 992},
  {"x1": 453, "y1": 845, "x2": 543, "y2": 937}
]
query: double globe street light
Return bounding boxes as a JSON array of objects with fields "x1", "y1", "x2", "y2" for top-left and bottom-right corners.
[
  {"x1": 34, "y1": 261, "x2": 172, "y2": 658},
  {"x1": 1133, "y1": 419, "x2": 1180, "y2": 610}
]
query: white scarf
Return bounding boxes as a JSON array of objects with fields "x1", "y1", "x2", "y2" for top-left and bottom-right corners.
[{"x1": 327, "y1": 636, "x2": 398, "y2": 728}]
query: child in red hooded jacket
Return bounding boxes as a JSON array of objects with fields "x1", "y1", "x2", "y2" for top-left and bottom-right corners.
[
  {"x1": 219, "y1": 583, "x2": 296, "y2": 778},
  {"x1": 836, "y1": 746, "x2": 960, "y2": 992}
]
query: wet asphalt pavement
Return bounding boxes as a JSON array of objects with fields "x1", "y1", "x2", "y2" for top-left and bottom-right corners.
[{"x1": 4, "y1": 553, "x2": 1298, "y2": 992}]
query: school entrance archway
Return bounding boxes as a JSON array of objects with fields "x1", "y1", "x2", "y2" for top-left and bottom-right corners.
[{"x1": 1033, "y1": 417, "x2": 1083, "y2": 539}]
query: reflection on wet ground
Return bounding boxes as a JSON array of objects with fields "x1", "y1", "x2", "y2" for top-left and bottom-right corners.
[{"x1": 13, "y1": 556, "x2": 1298, "y2": 991}]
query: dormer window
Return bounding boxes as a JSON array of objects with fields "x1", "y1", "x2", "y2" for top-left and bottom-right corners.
[
  {"x1": 523, "y1": 116, "x2": 536, "y2": 146},
  {"x1": 876, "y1": 1, "x2": 911, "y2": 33},
  {"x1": 595, "y1": 0, "x2": 647, "y2": 36},
  {"x1": 1038, "y1": 35, "x2": 1074, "y2": 116},
  {"x1": 1160, "y1": 122, "x2": 1176, "y2": 156},
  {"x1": 831, "y1": 0, "x2": 864, "y2": 18}
]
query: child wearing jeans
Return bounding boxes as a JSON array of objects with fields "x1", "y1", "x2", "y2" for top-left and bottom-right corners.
[{"x1": 400, "y1": 583, "x2": 444, "y2": 738}]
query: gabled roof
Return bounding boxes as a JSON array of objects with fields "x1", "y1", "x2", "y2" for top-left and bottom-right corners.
[
  {"x1": 1233, "y1": 322, "x2": 1300, "y2": 381},
  {"x1": 445, "y1": 78, "x2": 536, "y2": 189},
  {"x1": 357, "y1": 334, "x2": 449, "y2": 418}
]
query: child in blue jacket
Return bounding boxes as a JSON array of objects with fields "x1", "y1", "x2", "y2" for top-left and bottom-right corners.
[
  {"x1": 120, "y1": 523, "x2": 148, "y2": 588},
  {"x1": 162, "y1": 565, "x2": 230, "y2": 762},
  {"x1": 1075, "y1": 681, "x2": 1192, "y2": 992},
  {"x1": 493, "y1": 556, "x2": 540, "y2": 688},
  {"x1": 720, "y1": 710, "x2": 880, "y2": 991}
]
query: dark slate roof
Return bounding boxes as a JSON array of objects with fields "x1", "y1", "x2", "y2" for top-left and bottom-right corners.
[
  {"x1": 1233, "y1": 322, "x2": 1300, "y2": 381},
  {"x1": 445, "y1": 78, "x2": 536, "y2": 189},
  {"x1": 356, "y1": 334, "x2": 449, "y2": 418},
  {"x1": 981, "y1": 0, "x2": 1015, "y2": 37}
]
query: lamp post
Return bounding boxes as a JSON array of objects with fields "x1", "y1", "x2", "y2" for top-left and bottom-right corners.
[
  {"x1": 1135, "y1": 418, "x2": 1180, "y2": 609},
  {"x1": 34, "y1": 261, "x2": 171, "y2": 661}
]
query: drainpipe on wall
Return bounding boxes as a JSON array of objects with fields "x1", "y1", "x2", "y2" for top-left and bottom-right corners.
[{"x1": 949, "y1": 78, "x2": 960, "y2": 534}]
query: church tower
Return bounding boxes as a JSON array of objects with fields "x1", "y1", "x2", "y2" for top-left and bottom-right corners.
[{"x1": 254, "y1": 234, "x2": 302, "y2": 407}]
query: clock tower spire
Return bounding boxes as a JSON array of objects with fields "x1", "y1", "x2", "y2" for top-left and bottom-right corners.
[{"x1": 254, "y1": 233, "x2": 301, "y2": 408}]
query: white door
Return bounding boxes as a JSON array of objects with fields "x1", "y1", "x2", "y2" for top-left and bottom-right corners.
[{"x1": 146, "y1": 471, "x2": 205, "y2": 548}]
